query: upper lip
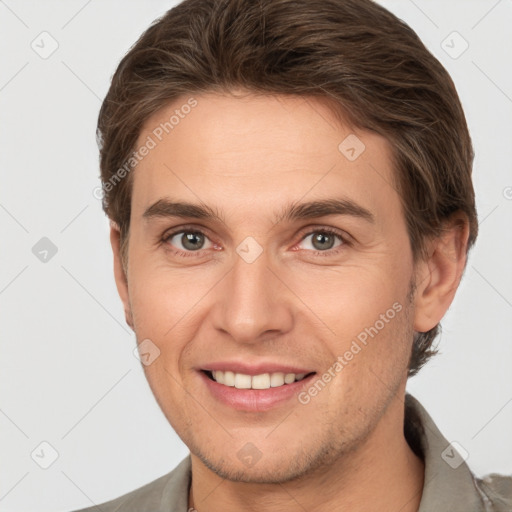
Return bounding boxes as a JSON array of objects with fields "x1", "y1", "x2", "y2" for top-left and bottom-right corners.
[{"x1": 199, "y1": 361, "x2": 316, "y2": 376}]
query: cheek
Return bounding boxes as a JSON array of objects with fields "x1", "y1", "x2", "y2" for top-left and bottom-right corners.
[
  {"x1": 129, "y1": 260, "x2": 204, "y2": 333},
  {"x1": 129, "y1": 271, "x2": 195, "y2": 411},
  {"x1": 289, "y1": 261, "x2": 408, "y2": 333},
  {"x1": 289, "y1": 262, "x2": 413, "y2": 391},
  {"x1": 128, "y1": 262, "x2": 221, "y2": 383}
]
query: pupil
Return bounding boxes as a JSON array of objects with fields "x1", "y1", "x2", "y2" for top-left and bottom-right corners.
[
  {"x1": 314, "y1": 233, "x2": 334, "y2": 250},
  {"x1": 183, "y1": 232, "x2": 203, "y2": 250}
]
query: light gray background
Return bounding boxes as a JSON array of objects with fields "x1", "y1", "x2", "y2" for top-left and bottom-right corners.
[{"x1": 0, "y1": 1, "x2": 511, "y2": 511}]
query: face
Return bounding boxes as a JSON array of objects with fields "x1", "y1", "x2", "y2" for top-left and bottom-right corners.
[{"x1": 113, "y1": 91, "x2": 426, "y2": 483}]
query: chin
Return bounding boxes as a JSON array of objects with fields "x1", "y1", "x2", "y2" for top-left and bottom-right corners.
[
  {"x1": 193, "y1": 443, "x2": 334, "y2": 485},
  {"x1": 204, "y1": 459, "x2": 306, "y2": 484}
]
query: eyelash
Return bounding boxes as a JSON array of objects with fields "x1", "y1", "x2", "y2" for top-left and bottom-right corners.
[{"x1": 161, "y1": 225, "x2": 350, "y2": 259}]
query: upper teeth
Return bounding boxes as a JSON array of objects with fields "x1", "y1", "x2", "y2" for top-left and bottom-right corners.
[{"x1": 211, "y1": 370, "x2": 307, "y2": 389}]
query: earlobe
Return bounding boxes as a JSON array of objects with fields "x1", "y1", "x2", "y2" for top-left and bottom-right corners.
[
  {"x1": 412, "y1": 214, "x2": 470, "y2": 333},
  {"x1": 110, "y1": 222, "x2": 134, "y2": 330}
]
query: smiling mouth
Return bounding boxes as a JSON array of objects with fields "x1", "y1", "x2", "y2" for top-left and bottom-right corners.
[{"x1": 202, "y1": 369, "x2": 316, "y2": 390}]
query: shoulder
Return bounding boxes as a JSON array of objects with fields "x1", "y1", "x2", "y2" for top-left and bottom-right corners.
[
  {"x1": 70, "y1": 471, "x2": 173, "y2": 512},
  {"x1": 473, "y1": 473, "x2": 512, "y2": 511},
  {"x1": 69, "y1": 455, "x2": 191, "y2": 512}
]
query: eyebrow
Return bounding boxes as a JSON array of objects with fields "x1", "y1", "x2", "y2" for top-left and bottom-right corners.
[{"x1": 142, "y1": 197, "x2": 375, "y2": 225}]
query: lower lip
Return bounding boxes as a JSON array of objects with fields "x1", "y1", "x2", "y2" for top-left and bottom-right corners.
[{"x1": 199, "y1": 371, "x2": 316, "y2": 412}]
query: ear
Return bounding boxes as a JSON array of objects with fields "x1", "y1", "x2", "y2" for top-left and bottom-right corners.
[
  {"x1": 110, "y1": 221, "x2": 134, "y2": 331},
  {"x1": 412, "y1": 213, "x2": 470, "y2": 333}
]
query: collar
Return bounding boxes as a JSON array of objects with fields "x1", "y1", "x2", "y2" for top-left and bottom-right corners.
[{"x1": 405, "y1": 393, "x2": 486, "y2": 511}]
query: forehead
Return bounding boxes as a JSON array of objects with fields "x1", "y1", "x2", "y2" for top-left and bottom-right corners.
[{"x1": 130, "y1": 91, "x2": 401, "y2": 227}]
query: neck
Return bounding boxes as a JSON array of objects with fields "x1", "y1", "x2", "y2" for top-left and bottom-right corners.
[{"x1": 188, "y1": 394, "x2": 425, "y2": 512}]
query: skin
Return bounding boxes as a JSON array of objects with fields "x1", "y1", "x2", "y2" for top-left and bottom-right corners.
[{"x1": 110, "y1": 90, "x2": 469, "y2": 512}]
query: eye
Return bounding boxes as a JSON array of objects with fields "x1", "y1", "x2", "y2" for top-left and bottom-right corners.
[
  {"x1": 161, "y1": 226, "x2": 349, "y2": 259},
  {"x1": 297, "y1": 228, "x2": 347, "y2": 254},
  {"x1": 163, "y1": 229, "x2": 214, "y2": 255}
]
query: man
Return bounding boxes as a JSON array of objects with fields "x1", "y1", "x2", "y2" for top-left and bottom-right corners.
[{"x1": 75, "y1": 0, "x2": 511, "y2": 510}]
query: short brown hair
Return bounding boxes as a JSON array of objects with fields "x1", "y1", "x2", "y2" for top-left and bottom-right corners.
[{"x1": 97, "y1": 0, "x2": 478, "y2": 376}]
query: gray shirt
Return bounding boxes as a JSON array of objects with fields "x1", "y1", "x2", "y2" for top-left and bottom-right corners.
[{"x1": 72, "y1": 393, "x2": 512, "y2": 511}]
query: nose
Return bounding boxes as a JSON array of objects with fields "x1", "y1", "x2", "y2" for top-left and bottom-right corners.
[{"x1": 211, "y1": 241, "x2": 294, "y2": 345}]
